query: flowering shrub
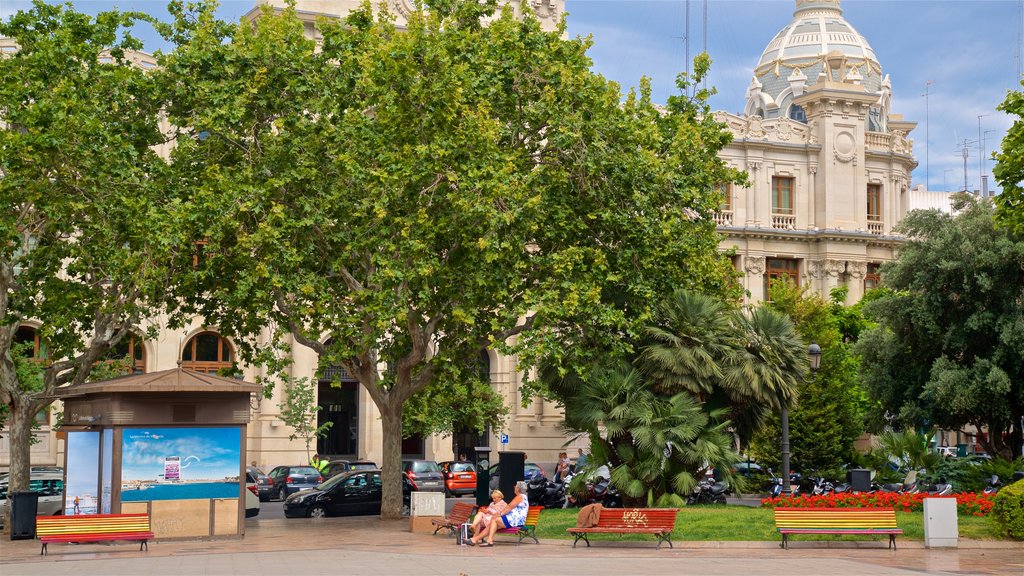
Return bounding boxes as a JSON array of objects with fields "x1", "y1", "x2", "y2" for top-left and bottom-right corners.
[{"x1": 760, "y1": 491, "x2": 995, "y2": 517}]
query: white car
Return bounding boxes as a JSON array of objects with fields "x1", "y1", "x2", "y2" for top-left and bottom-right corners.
[
  {"x1": 0, "y1": 469, "x2": 65, "y2": 526},
  {"x1": 244, "y1": 472, "x2": 260, "y2": 518}
]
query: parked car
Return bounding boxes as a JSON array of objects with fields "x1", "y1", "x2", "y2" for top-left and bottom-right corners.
[
  {"x1": 486, "y1": 462, "x2": 546, "y2": 491},
  {"x1": 266, "y1": 465, "x2": 322, "y2": 501},
  {"x1": 284, "y1": 469, "x2": 401, "y2": 518},
  {"x1": 401, "y1": 460, "x2": 444, "y2": 493},
  {"x1": 244, "y1": 472, "x2": 260, "y2": 518},
  {"x1": 438, "y1": 461, "x2": 477, "y2": 497},
  {"x1": 0, "y1": 469, "x2": 65, "y2": 526},
  {"x1": 732, "y1": 461, "x2": 763, "y2": 476},
  {"x1": 247, "y1": 467, "x2": 274, "y2": 502},
  {"x1": 324, "y1": 460, "x2": 379, "y2": 480}
]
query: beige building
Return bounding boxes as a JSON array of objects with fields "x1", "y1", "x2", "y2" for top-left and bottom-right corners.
[{"x1": 6, "y1": 0, "x2": 946, "y2": 472}]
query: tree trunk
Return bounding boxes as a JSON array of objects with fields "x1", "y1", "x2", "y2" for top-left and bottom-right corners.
[
  {"x1": 379, "y1": 400, "x2": 405, "y2": 520},
  {"x1": 2, "y1": 402, "x2": 38, "y2": 535}
]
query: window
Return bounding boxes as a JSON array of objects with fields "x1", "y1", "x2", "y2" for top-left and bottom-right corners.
[
  {"x1": 789, "y1": 104, "x2": 807, "y2": 123},
  {"x1": 764, "y1": 258, "x2": 799, "y2": 301},
  {"x1": 867, "y1": 184, "x2": 882, "y2": 221},
  {"x1": 864, "y1": 263, "x2": 881, "y2": 291},
  {"x1": 14, "y1": 326, "x2": 48, "y2": 363},
  {"x1": 772, "y1": 177, "x2": 794, "y2": 215},
  {"x1": 716, "y1": 182, "x2": 732, "y2": 211},
  {"x1": 181, "y1": 331, "x2": 234, "y2": 374},
  {"x1": 103, "y1": 334, "x2": 146, "y2": 374}
]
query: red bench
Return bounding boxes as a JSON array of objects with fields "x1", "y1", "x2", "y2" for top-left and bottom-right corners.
[
  {"x1": 431, "y1": 501, "x2": 476, "y2": 537},
  {"x1": 567, "y1": 508, "x2": 679, "y2": 549},
  {"x1": 36, "y1": 513, "x2": 154, "y2": 555}
]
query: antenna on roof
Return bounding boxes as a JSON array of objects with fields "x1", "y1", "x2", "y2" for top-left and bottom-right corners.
[
  {"x1": 685, "y1": 0, "x2": 691, "y2": 95},
  {"x1": 1018, "y1": 0, "x2": 1023, "y2": 82},
  {"x1": 702, "y1": 0, "x2": 708, "y2": 93}
]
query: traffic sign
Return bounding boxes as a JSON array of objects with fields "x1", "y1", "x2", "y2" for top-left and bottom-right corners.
[{"x1": 500, "y1": 433, "x2": 509, "y2": 444}]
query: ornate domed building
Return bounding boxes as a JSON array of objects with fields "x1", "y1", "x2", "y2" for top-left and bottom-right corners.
[{"x1": 714, "y1": 0, "x2": 917, "y2": 304}]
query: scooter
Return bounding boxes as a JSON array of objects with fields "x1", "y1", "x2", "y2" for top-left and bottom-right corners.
[
  {"x1": 566, "y1": 475, "x2": 622, "y2": 508},
  {"x1": 687, "y1": 477, "x2": 729, "y2": 505},
  {"x1": 983, "y1": 474, "x2": 1002, "y2": 495},
  {"x1": 526, "y1": 476, "x2": 567, "y2": 509},
  {"x1": 809, "y1": 476, "x2": 836, "y2": 496},
  {"x1": 923, "y1": 478, "x2": 953, "y2": 496},
  {"x1": 767, "y1": 468, "x2": 800, "y2": 497},
  {"x1": 875, "y1": 470, "x2": 919, "y2": 494}
]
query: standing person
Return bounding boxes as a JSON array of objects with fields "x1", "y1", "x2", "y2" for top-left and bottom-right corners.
[
  {"x1": 73, "y1": 496, "x2": 80, "y2": 515},
  {"x1": 310, "y1": 453, "x2": 328, "y2": 475},
  {"x1": 575, "y1": 448, "x2": 589, "y2": 472},
  {"x1": 469, "y1": 481, "x2": 528, "y2": 547},
  {"x1": 458, "y1": 452, "x2": 468, "y2": 463},
  {"x1": 555, "y1": 451, "x2": 570, "y2": 481}
]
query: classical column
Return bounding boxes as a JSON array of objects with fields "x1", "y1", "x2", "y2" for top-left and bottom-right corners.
[{"x1": 744, "y1": 256, "x2": 766, "y2": 303}]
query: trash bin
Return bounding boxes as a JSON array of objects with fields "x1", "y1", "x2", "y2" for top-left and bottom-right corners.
[
  {"x1": 10, "y1": 490, "x2": 40, "y2": 540},
  {"x1": 956, "y1": 443, "x2": 968, "y2": 458},
  {"x1": 847, "y1": 469, "x2": 872, "y2": 493}
]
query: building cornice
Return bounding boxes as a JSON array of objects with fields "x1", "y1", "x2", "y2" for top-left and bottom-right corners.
[{"x1": 718, "y1": 226, "x2": 906, "y2": 249}]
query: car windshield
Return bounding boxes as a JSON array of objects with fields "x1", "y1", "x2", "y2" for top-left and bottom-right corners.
[
  {"x1": 317, "y1": 473, "x2": 349, "y2": 491},
  {"x1": 291, "y1": 467, "x2": 319, "y2": 476},
  {"x1": 351, "y1": 463, "x2": 376, "y2": 470},
  {"x1": 409, "y1": 461, "x2": 439, "y2": 473},
  {"x1": 452, "y1": 463, "x2": 475, "y2": 472}
]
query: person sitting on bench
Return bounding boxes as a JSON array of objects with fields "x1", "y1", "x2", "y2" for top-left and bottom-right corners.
[{"x1": 470, "y1": 481, "x2": 528, "y2": 547}]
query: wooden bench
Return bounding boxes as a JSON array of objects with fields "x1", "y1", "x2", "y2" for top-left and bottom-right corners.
[
  {"x1": 37, "y1": 513, "x2": 155, "y2": 555},
  {"x1": 773, "y1": 507, "x2": 903, "y2": 549},
  {"x1": 431, "y1": 501, "x2": 476, "y2": 537},
  {"x1": 495, "y1": 505, "x2": 544, "y2": 545},
  {"x1": 567, "y1": 508, "x2": 679, "y2": 549}
]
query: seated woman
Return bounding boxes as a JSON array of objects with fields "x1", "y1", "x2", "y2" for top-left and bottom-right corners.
[
  {"x1": 469, "y1": 490, "x2": 506, "y2": 537},
  {"x1": 469, "y1": 481, "x2": 528, "y2": 547}
]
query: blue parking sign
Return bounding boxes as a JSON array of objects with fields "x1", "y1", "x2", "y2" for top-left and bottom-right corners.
[{"x1": 500, "y1": 434, "x2": 509, "y2": 444}]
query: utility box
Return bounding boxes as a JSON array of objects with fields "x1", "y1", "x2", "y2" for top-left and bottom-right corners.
[
  {"x1": 847, "y1": 469, "x2": 872, "y2": 493},
  {"x1": 408, "y1": 491, "x2": 445, "y2": 533},
  {"x1": 924, "y1": 497, "x2": 958, "y2": 548}
]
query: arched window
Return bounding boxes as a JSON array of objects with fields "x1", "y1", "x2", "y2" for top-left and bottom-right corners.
[
  {"x1": 181, "y1": 331, "x2": 234, "y2": 374},
  {"x1": 14, "y1": 326, "x2": 48, "y2": 363},
  {"x1": 788, "y1": 104, "x2": 807, "y2": 123},
  {"x1": 103, "y1": 334, "x2": 147, "y2": 374}
]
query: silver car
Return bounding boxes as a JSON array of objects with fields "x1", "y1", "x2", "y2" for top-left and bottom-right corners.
[
  {"x1": 401, "y1": 460, "x2": 444, "y2": 492},
  {"x1": 0, "y1": 469, "x2": 65, "y2": 525}
]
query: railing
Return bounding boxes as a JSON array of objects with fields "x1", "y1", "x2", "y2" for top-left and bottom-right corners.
[
  {"x1": 771, "y1": 214, "x2": 796, "y2": 230},
  {"x1": 714, "y1": 211, "x2": 734, "y2": 226},
  {"x1": 868, "y1": 221, "x2": 884, "y2": 235},
  {"x1": 865, "y1": 132, "x2": 891, "y2": 151}
]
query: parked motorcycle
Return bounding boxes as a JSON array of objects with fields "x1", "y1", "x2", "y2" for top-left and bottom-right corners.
[
  {"x1": 767, "y1": 468, "x2": 800, "y2": 498},
  {"x1": 687, "y1": 477, "x2": 729, "y2": 505},
  {"x1": 566, "y1": 475, "x2": 621, "y2": 508},
  {"x1": 875, "y1": 470, "x2": 919, "y2": 494},
  {"x1": 808, "y1": 476, "x2": 836, "y2": 496},
  {"x1": 526, "y1": 476, "x2": 567, "y2": 509},
  {"x1": 923, "y1": 478, "x2": 953, "y2": 496},
  {"x1": 983, "y1": 474, "x2": 1002, "y2": 495}
]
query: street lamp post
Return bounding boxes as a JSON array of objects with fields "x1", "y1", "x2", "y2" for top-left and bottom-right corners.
[{"x1": 782, "y1": 343, "x2": 821, "y2": 496}]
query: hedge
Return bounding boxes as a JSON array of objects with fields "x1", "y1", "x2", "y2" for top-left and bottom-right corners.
[{"x1": 990, "y1": 480, "x2": 1024, "y2": 540}]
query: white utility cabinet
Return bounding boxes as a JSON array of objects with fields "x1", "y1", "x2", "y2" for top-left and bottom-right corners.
[{"x1": 923, "y1": 497, "x2": 958, "y2": 548}]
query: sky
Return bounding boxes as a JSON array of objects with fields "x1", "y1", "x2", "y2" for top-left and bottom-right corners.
[{"x1": 1, "y1": 0, "x2": 1019, "y2": 193}]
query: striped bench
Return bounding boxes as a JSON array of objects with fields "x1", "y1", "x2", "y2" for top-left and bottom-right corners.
[
  {"x1": 432, "y1": 501, "x2": 476, "y2": 537},
  {"x1": 567, "y1": 508, "x2": 679, "y2": 549},
  {"x1": 773, "y1": 507, "x2": 903, "y2": 549},
  {"x1": 495, "y1": 505, "x2": 544, "y2": 544},
  {"x1": 37, "y1": 513, "x2": 154, "y2": 555}
]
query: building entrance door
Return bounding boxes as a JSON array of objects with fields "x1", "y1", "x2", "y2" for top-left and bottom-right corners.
[{"x1": 317, "y1": 378, "x2": 358, "y2": 458}]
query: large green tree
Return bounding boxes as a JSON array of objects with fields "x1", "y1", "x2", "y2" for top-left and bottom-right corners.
[
  {"x1": 158, "y1": 0, "x2": 739, "y2": 518},
  {"x1": 855, "y1": 196, "x2": 1024, "y2": 460},
  {"x1": 994, "y1": 87, "x2": 1024, "y2": 234},
  {"x1": 0, "y1": 2, "x2": 181, "y2": 527}
]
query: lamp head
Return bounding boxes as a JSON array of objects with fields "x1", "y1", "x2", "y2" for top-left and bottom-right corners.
[{"x1": 807, "y1": 343, "x2": 822, "y2": 372}]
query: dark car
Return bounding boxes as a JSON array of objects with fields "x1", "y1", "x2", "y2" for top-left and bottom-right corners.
[
  {"x1": 487, "y1": 462, "x2": 545, "y2": 491},
  {"x1": 438, "y1": 461, "x2": 477, "y2": 497},
  {"x1": 247, "y1": 466, "x2": 274, "y2": 501},
  {"x1": 267, "y1": 465, "x2": 323, "y2": 501},
  {"x1": 402, "y1": 460, "x2": 445, "y2": 493},
  {"x1": 284, "y1": 470, "x2": 387, "y2": 518},
  {"x1": 324, "y1": 459, "x2": 379, "y2": 479}
]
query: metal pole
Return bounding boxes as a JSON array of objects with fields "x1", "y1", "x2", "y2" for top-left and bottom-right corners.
[
  {"x1": 978, "y1": 115, "x2": 989, "y2": 191},
  {"x1": 925, "y1": 81, "x2": 934, "y2": 189},
  {"x1": 781, "y1": 406, "x2": 791, "y2": 496}
]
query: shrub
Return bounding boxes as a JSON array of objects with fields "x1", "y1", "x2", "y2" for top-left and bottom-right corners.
[{"x1": 990, "y1": 479, "x2": 1024, "y2": 540}]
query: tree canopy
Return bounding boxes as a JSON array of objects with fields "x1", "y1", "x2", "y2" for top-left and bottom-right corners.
[
  {"x1": 0, "y1": 1, "x2": 183, "y2": 525},
  {"x1": 994, "y1": 87, "x2": 1024, "y2": 235},
  {"x1": 855, "y1": 196, "x2": 1024, "y2": 460},
  {"x1": 157, "y1": 0, "x2": 741, "y2": 517}
]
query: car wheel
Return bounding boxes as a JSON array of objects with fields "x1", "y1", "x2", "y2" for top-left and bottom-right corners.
[
  {"x1": 308, "y1": 505, "x2": 327, "y2": 519},
  {"x1": 278, "y1": 486, "x2": 287, "y2": 501}
]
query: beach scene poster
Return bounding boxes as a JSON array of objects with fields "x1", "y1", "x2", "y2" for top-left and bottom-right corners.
[
  {"x1": 121, "y1": 427, "x2": 241, "y2": 501},
  {"x1": 65, "y1": 431, "x2": 100, "y2": 515}
]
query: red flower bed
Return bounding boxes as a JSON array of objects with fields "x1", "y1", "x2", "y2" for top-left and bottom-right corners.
[{"x1": 760, "y1": 491, "x2": 995, "y2": 517}]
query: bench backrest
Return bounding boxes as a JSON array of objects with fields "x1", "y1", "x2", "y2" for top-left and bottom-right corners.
[
  {"x1": 596, "y1": 508, "x2": 679, "y2": 530},
  {"x1": 523, "y1": 505, "x2": 544, "y2": 528},
  {"x1": 37, "y1": 513, "x2": 151, "y2": 537},
  {"x1": 448, "y1": 501, "x2": 474, "y2": 523},
  {"x1": 773, "y1": 507, "x2": 898, "y2": 530}
]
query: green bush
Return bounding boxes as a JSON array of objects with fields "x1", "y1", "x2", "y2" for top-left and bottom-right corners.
[{"x1": 990, "y1": 479, "x2": 1024, "y2": 540}]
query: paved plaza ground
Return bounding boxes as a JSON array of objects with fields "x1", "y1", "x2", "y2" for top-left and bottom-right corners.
[{"x1": 1, "y1": 515, "x2": 1021, "y2": 576}]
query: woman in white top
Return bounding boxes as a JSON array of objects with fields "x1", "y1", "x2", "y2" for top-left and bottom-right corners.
[{"x1": 469, "y1": 481, "x2": 528, "y2": 547}]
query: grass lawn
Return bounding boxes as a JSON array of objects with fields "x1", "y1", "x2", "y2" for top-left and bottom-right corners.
[{"x1": 531, "y1": 506, "x2": 1002, "y2": 544}]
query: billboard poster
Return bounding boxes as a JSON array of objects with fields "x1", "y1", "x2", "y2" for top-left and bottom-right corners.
[
  {"x1": 65, "y1": 431, "x2": 100, "y2": 515},
  {"x1": 121, "y1": 427, "x2": 241, "y2": 501}
]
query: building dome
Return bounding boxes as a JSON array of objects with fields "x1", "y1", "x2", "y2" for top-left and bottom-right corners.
[{"x1": 745, "y1": 0, "x2": 886, "y2": 128}]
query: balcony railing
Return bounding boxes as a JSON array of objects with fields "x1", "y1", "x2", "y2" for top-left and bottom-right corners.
[
  {"x1": 868, "y1": 221, "x2": 884, "y2": 235},
  {"x1": 865, "y1": 131, "x2": 891, "y2": 151},
  {"x1": 714, "y1": 211, "x2": 734, "y2": 226},
  {"x1": 771, "y1": 214, "x2": 796, "y2": 230}
]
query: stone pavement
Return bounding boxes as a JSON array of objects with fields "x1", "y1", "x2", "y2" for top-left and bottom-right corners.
[{"x1": 1, "y1": 516, "x2": 1021, "y2": 576}]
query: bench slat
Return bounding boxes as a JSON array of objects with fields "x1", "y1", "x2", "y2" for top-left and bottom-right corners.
[
  {"x1": 772, "y1": 507, "x2": 903, "y2": 550},
  {"x1": 35, "y1": 514, "x2": 153, "y2": 555}
]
